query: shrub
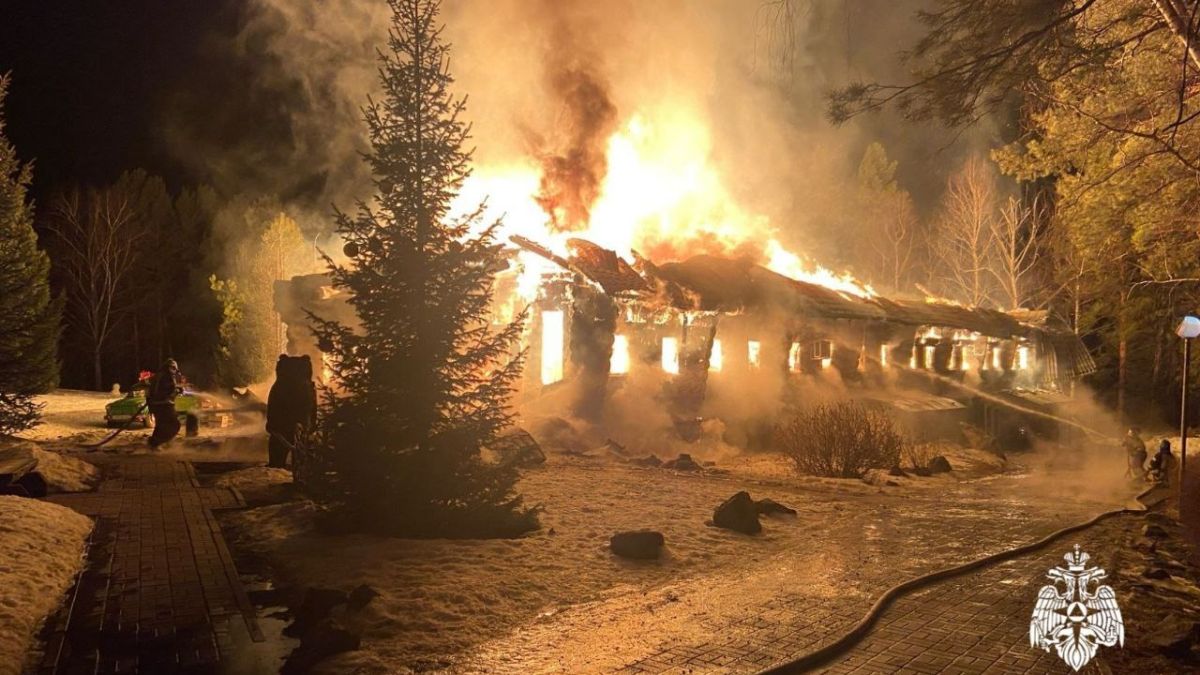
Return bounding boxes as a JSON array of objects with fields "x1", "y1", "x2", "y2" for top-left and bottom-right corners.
[{"x1": 775, "y1": 401, "x2": 907, "y2": 478}]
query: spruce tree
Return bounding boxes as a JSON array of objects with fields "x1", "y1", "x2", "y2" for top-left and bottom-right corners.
[
  {"x1": 310, "y1": 0, "x2": 535, "y2": 538},
  {"x1": 0, "y1": 74, "x2": 62, "y2": 434}
]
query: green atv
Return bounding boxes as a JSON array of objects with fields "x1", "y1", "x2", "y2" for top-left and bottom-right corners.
[{"x1": 104, "y1": 390, "x2": 203, "y2": 428}]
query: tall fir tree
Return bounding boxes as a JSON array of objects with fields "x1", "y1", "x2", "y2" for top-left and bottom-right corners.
[
  {"x1": 310, "y1": 0, "x2": 535, "y2": 537},
  {"x1": 0, "y1": 74, "x2": 62, "y2": 434}
]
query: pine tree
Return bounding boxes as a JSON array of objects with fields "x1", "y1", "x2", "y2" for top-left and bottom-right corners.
[
  {"x1": 0, "y1": 74, "x2": 62, "y2": 434},
  {"x1": 310, "y1": 0, "x2": 535, "y2": 538}
]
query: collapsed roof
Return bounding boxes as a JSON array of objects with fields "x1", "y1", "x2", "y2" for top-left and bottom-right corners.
[
  {"x1": 512, "y1": 235, "x2": 1097, "y2": 379},
  {"x1": 517, "y1": 236, "x2": 1037, "y2": 335}
]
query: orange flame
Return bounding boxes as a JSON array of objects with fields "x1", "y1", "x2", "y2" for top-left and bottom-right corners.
[{"x1": 453, "y1": 105, "x2": 874, "y2": 304}]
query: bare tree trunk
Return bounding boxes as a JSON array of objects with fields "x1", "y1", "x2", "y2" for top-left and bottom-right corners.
[
  {"x1": 132, "y1": 314, "x2": 140, "y2": 375},
  {"x1": 93, "y1": 346, "x2": 103, "y2": 392},
  {"x1": 157, "y1": 293, "x2": 164, "y2": 364},
  {"x1": 1150, "y1": 0, "x2": 1200, "y2": 71},
  {"x1": 1152, "y1": 328, "x2": 1164, "y2": 397},
  {"x1": 1118, "y1": 292, "x2": 1128, "y2": 424}
]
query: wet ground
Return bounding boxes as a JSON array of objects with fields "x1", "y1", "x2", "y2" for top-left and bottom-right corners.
[
  {"x1": 460, "y1": 461, "x2": 1137, "y2": 674},
  {"x1": 208, "y1": 440, "x2": 1146, "y2": 674},
  {"x1": 27, "y1": 391, "x2": 1165, "y2": 673}
]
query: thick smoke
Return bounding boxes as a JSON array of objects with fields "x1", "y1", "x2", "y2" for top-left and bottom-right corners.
[
  {"x1": 163, "y1": 0, "x2": 1001, "y2": 250},
  {"x1": 161, "y1": 0, "x2": 389, "y2": 235},
  {"x1": 529, "y1": 4, "x2": 619, "y2": 232}
]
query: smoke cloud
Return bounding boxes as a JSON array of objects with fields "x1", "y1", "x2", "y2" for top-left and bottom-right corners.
[
  {"x1": 528, "y1": 2, "x2": 619, "y2": 232},
  {"x1": 160, "y1": 0, "x2": 1007, "y2": 264}
]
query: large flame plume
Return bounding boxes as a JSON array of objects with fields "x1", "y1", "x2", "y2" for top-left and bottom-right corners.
[
  {"x1": 442, "y1": 0, "x2": 874, "y2": 307},
  {"x1": 454, "y1": 103, "x2": 874, "y2": 303}
]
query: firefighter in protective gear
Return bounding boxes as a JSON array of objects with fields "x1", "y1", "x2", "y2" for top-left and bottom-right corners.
[
  {"x1": 1122, "y1": 428, "x2": 1148, "y2": 479},
  {"x1": 148, "y1": 359, "x2": 184, "y2": 448},
  {"x1": 1147, "y1": 439, "x2": 1178, "y2": 486}
]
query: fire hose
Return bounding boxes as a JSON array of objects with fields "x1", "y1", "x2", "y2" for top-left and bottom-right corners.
[
  {"x1": 757, "y1": 484, "x2": 1159, "y2": 674},
  {"x1": 83, "y1": 401, "x2": 265, "y2": 450},
  {"x1": 83, "y1": 401, "x2": 151, "y2": 449}
]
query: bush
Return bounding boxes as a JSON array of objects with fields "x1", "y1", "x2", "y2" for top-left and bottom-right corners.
[{"x1": 775, "y1": 401, "x2": 907, "y2": 478}]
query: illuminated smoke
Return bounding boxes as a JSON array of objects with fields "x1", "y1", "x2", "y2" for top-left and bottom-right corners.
[{"x1": 531, "y1": 9, "x2": 619, "y2": 232}]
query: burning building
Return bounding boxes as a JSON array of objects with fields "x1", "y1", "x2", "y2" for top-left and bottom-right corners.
[{"x1": 275, "y1": 233, "x2": 1094, "y2": 448}]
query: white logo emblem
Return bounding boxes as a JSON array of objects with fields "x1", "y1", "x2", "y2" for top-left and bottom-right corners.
[{"x1": 1029, "y1": 544, "x2": 1124, "y2": 671}]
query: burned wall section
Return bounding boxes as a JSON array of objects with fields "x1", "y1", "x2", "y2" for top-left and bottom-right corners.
[
  {"x1": 667, "y1": 315, "x2": 718, "y2": 440},
  {"x1": 273, "y1": 273, "x2": 357, "y2": 383},
  {"x1": 568, "y1": 284, "x2": 617, "y2": 420}
]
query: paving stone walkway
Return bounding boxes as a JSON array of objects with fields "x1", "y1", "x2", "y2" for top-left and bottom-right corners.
[
  {"x1": 38, "y1": 455, "x2": 260, "y2": 674},
  {"x1": 613, "y1": 507, "x2": 1113, "y2": 673},
  {"x1": 618, "y1": 514, "x2": 1143, "y2": 675},
  {"x1": 810, "y1": 515, "x2": 1150, "y2": 675}
]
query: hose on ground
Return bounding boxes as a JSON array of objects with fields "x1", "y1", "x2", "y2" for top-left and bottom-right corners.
[
  {"x1": 83, "y1": 402, "x2": 150, "y2": 449},
  {"x1": 758, "y1": 485, "x2": 1159, "y2": 674}
]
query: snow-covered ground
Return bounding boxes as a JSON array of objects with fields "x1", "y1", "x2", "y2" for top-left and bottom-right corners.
[
  {"x1": 16, "y1": 389, "x2": 116, "y2": 444},
  {"x1": 22, "y1": 388, "x2": 270, "y2": 461},
  {"x1": 15, "y1": 389, "x2": 1137, "y2": 674},
  {"x1": 219, "y1": 442, "x2": 1127, "y2": 674},
  {"x1": 0, "y1": 497, "x2": 92, "y2": 675},
  {"x1": 0, "y1": 439, "x2": 99, "y2": 493}
]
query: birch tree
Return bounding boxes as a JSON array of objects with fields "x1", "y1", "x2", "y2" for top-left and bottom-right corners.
[
  {"x1": 932, "y1": 155, "x2": 998, "y2": 306},
  {"x1": 46, "y1": 187, "x2": 145, "y2": 390}
]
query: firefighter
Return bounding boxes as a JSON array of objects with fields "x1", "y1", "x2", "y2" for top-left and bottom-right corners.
[
  {"x1": 147, "y1": 358, "x2": 184, "y2": 448},
  {"x1": 1121, "y1": 427, "x2": 1147, "y2": 479},
  {"x1": 1147, "y1": 439, "x2": 1177, "y2": 485}
]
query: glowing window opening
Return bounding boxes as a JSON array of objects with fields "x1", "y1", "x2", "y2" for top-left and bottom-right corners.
[
  {"x1": 787, "y1": 342, "x2": 802, "y2": 372},
  {"x1": 923, "y1": 344, "x2": 936, "y2": 370},
  {"x1": 812, "y1": 340, "x2": 834, "y2": 369},
  {"x1": 952, "y1": 344, "x2": 970, "y2": 371},
  {"x1": 1016, "y1": 345, "x2": 1030, "y2": 370},
  {"x1": 879, "y1": 345, "x2": 889, "y2": 367},
  {"x1": 610, "y1": 334, "x2": 630, "y2": 375},
  {"x1": 747, "y1": 340, "x2": 761, "y2": 369},
  {"x1": 991, "y1": 346, "x2": 1003, "y2": 370},
  {"x1": 662, "y1": 336, "x2": 680, "y2": 375},
  {"x1": 709, "y1": 339, "x2": 723, "y2": 372},
  {"x1": 321, "y1": 352, "x2": 335, "y2": 384},
  {"x1": 540, "y1": 310, "x2": 565, "y2": 385}
]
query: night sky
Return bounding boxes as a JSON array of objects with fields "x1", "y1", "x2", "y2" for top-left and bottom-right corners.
[
  {"x1": 0, "y1": 1, "x2": 258, "y2": 202},
  {"x1": 1, "y1": 1, "x2": 996, "y2": 215}
]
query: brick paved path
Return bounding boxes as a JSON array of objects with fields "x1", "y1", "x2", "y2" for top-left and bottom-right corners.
[
  {"x1": 38, "y1": 455, "x2": 261, "y2": 674},
  {"x1": 811, "y1": 514, "x2": 1140, "y2": 675},
  {"x1": 612, "y1": 490, "x2": 1116, "y2": 675}
]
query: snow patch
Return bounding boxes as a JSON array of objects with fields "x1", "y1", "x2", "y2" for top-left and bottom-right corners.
[
  {"x1": 0, "y1": 439, "x2": 98, "y2": 493},
  {"x1": 214, "y1": 466, "x2": 294, "y2": 493},
  {"x1": 0, "y1": 496, "x2": 92, "y2": 674},
  {"x1": 29, "y1": 447, "x2": 99, "y2": 493}
]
